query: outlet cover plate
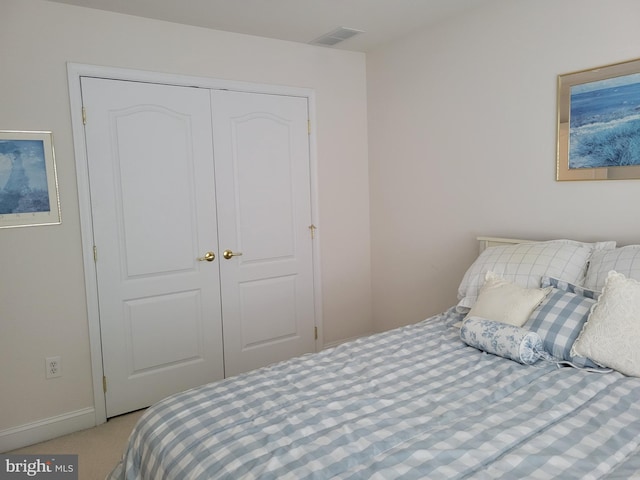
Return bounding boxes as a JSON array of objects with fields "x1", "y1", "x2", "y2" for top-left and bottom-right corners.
[{"x1": 46, "y1": 356, "x2": 62, "y2": 379}]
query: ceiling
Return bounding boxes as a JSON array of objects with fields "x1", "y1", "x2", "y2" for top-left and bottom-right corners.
[{"x1": 44, "y1": 0, "x2": 491, "y2": 52}]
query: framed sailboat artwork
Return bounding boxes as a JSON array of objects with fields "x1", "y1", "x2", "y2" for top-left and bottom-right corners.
[{"x1": 0, "y1": 130, "x2": 61, "y2": 228}]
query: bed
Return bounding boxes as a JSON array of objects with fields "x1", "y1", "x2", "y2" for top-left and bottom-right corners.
[{"x1": 109, "y1": 237, "x2": 640, "y2": 479}]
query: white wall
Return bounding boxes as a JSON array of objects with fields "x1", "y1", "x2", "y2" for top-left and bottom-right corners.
[
  {"x1": 0, "y1": 0, "x2": 371, "y2": 446},
  {"x1": 367, "y1": 0, "x2": 640, "y2": 332}
]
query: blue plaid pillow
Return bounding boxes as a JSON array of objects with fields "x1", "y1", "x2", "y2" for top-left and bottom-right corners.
[
  {"x1": 540, "y1": 276, "x2": 599, "y2": 299},
  {"x1": 524, "y1": 284, "x2": 599, "y2": 369}
]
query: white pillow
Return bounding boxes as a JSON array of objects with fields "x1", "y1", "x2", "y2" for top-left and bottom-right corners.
[
  {"x1": 583, "y1": 245, "x2": 640, "y2": 292},
  {"x1": 572, "y1": 271, "x2": 640, "y2": 377},
  {"x1": 464, "y1": 272, "x2": 551, "y2": 327},
  {"x1": 457, "y1": 240, "x2": 598, "y2": 312}
]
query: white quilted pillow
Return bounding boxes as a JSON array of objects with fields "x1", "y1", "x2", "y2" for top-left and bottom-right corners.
[
  {"x1": 583, "y1": 245, "x2": 640, "y2": 292},
  {"x1": 457, "y1": 241, "x2": 595, "y2": 312},
  {"x1": 465, "y1": 272, "x2": 551, "y2": 327},
  {"x1": 572, "y1": 271, "x2": 640, "y2": 377}
]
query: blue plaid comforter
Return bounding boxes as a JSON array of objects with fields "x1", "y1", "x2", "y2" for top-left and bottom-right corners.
[{"x1": 109, "y1": 308, "x2": 640, "y2": 479}]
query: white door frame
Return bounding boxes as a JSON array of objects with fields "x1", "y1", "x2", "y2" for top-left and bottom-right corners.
[{"x1": 67, "y1": 63, "x2": 323, "y2": 425}]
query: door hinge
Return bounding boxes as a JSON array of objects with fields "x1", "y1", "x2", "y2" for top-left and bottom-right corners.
[
  {"x1": 102, "y1": 376, "x2": 107, "y2": 393},
  {"x1": 308, "y1": 119, "x2": 311, "y2": 135},
  {"x1": 82, "y1": 106, "x2": 87, "y2": 125},
  {"x1": 308, "y1": 224, "x2": 317, "y2": 239},
  {"x1": 93, "y1": 245, "x2": 98, "y2": 262},
  {"x1": 314, "y1": 326, "x2": 318, "y2": 340}
]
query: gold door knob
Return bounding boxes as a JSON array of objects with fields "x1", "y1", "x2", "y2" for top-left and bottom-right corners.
[
  {"x1": 197, "y1": 252, "x2": 216, "y2": 262},
  {"x1": 222, "y1": 249, "x2": 243, "y2": 260}
]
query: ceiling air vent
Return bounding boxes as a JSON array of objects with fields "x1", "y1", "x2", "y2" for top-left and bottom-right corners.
[{"x1": 310, "y1": 27, "x2": 364, "y2": 47}]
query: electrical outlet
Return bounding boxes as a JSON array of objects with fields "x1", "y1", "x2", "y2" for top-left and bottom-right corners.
[{"x1": 46, "y1": 356, "x2": 62, "y2": 379}]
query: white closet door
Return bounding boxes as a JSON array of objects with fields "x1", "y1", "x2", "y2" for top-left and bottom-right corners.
[
  {"x1": 211, "y1": 90, "x2": 316, "y2": 377},
  {"x1": 82, "y1": 77, "x2": 224, "y2": 417}
]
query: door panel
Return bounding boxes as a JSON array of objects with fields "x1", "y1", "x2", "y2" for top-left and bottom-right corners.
[
  {"x1": 239, "y1": 275, "x2": 298, "y2": 348},
  {"x1": 115, "y1": 107, "x2": 198, "y2": 277},
  {"x1": 232, "y1": 114, "x2": 296, "y2": 260},
  {"x1": 81, "y1": 77, "x2": 224, "y2": 417},
  {"x1": 126, "y1": 290, "x2": 203, "y2": 372},
  {"x1": 211, "y1": 90, "x2": 316, "y2": 376}
]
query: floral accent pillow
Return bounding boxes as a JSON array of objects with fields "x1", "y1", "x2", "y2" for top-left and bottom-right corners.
[{"x1": 460, "y1": 316, "x2": 549, "y2": 365}]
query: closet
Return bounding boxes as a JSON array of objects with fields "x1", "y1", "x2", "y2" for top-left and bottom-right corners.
[{"x1": 81, "y1": 77, "x2": 316, "y2": 417}]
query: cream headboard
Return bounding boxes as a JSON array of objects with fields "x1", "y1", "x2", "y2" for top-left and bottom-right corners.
[{"x1": 477, "y1": 236, "x2": 535, "y2": 254}]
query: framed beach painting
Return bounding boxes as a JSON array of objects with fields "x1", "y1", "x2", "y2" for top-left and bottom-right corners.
[
  {"x1": 0, "y1": 131, "x2": 61, "y2": 228},
  {"x1": 557, "y1": 57, "x2": 640, "y2": 181}
]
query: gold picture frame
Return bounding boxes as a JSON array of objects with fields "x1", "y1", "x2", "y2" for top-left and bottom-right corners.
[
  {"x1": 557, "y1": 57, "x2": 640, "y2": 181},
  {"x1": 0, "y1": 130, "x2": 61, "y2": 228}
]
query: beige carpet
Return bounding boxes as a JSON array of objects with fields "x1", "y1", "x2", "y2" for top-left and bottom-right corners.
[{"x1": 8, "y1": 409, "x2": 145, "y2": 480}]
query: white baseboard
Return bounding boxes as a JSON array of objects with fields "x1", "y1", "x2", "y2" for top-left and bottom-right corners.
[{"x1": 0, "y1": 407, "x2": 96, "y2": 453}]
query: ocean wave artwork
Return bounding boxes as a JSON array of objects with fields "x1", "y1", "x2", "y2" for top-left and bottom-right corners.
[{"x1": 569, "y1": 73, "x2": 640, "y2": 169}]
